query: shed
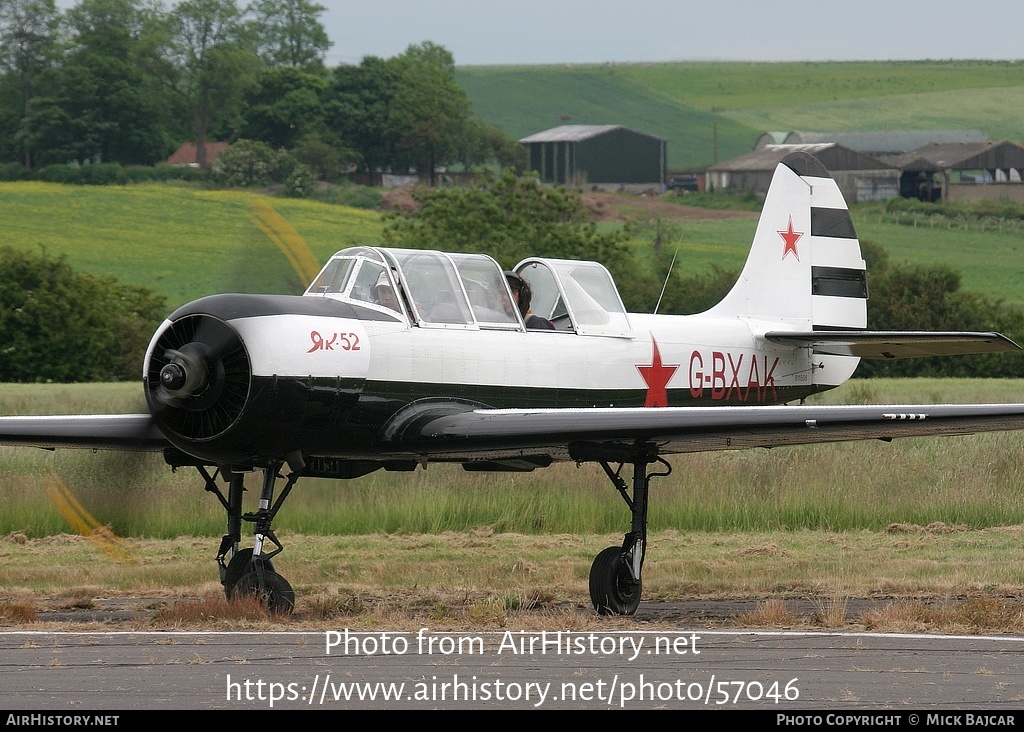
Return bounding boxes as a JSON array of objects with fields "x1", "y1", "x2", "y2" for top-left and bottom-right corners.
[
  {"x1": 519, "y1": 125, "x2": 667, "y2": 190},
  {"x1": 707, "y1": 144, "x2": 897, "y2": 202},
  {"x1": 777, "y1": 130, "x2": 988, "y2": 156},
  {"x1": 904, "y1": 140, "x2": 1024, "y2": 203},
  {"x1": 167, "y1": 141, "x2": 229, "y2": 168}
]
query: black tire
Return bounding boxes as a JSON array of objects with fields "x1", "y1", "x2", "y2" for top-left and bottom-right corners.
[
  {"x1": 589, "y1": 546, "x2": 641, "y2": 616},
  {"x1": 222, "y1": 548, "x2": 274, "y2": 596},
  {"x1": 232, "y1": 570, "x2": 295, "y2": 615}
]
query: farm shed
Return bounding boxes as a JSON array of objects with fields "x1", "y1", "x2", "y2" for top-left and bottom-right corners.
[
  {"x1": 167, "y1": 141, "x2": 229, "y2": 167},
  {"x1": 519, "y1": 125, "x2": 667, "y2": 191},
  {"x1": 903, "y1": 140, "x2": 1024, "y2": 203},
  {"x1": 766, "y1": 130, "x2": 988, "y2": 157},
  {"x1": 707, "y1": 144, "x2": 898, "y2": 202}
]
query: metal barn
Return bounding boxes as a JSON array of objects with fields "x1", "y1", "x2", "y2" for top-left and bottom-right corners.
[
  {"x1": 519, "y1": 125, "x2": 667, "y2": 190},
  {"x1": 707, "y1": 144, "x2": 897, "y2": 202}
]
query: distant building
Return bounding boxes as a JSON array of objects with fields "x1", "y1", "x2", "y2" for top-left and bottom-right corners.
[
  {"x1": 899, "y1": 140, "x2": 1024, "y2": 203},
  {"x1": 755, "y1": 130, "x2": 988, "y2": 158},
  {"x1": 519, "y1": 125, "x2": 667, "y2": 191},
  {"x1": 707, "y1": 144, "x2": 897, "y2": 202},
  {"x1": 167, "y1": 141, "x2": 230, "y2": 168}
]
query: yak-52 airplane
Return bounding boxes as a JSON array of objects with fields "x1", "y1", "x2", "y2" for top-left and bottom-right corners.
[{"x1": 2, "y1": 151, "x2": 1023, "y2": 615}]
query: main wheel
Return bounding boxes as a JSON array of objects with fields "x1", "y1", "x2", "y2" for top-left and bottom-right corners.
[
  {"x1": 232, "y1": 569, "x2": 295, "y2": 615},
  {"x1": 589, "y1": 546, "x2": 641, "y2": 616},
  {"x1": 222, "y1": 548, "x2": 274, "y2": 596}
]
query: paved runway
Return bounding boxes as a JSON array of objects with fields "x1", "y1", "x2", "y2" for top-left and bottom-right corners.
[{"x1": 3, "y1": 629, "x2": 1024, "y2": 710}]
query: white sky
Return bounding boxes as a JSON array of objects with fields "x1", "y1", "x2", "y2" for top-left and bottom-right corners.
[{"x1": 322, "y1": 0, "x2": 1024, "y2": 66}]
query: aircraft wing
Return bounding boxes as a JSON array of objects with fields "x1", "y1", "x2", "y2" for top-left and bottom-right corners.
[
  {"x1": 390, "y1": 402, "x2": 1024, "y2": 463},
  {"x1": 762, "y1": 331, "x2": 1020, "y2": 359},
  {"x1": 0, "y1": 414, "x2": 168, "y2": 451}
]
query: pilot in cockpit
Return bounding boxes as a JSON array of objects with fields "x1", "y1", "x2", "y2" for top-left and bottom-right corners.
[
  {"x1": 505, "y1": 271, "x2": 554, "y2": 330},
  {"x1": 373, "y1": 272, "x2": 401, "y2": 312}
]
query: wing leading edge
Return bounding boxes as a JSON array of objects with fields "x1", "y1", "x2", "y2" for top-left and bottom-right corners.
[
  {"x1": 389, "y1": 403, "x2": 1024, "y2": 462},
  {"x1": 0, "y1": 414, "x2": 168, "y2": 451}
]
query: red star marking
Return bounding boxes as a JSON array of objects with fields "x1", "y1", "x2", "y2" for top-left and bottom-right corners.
[
  {"x1": 778, "y1": 216, "x2": 803, "y2": 261},
  {"x1": 636, "y1": 336, "x2": 678, "y2": 408}
]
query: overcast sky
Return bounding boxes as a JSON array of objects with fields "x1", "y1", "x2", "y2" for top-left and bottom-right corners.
[
  {"x1": 322, "y1": 0, "x2": 1024, "y2": 67},
  {"x1": 50, "y1": 0, "x2": 1024, "y2": 66}
]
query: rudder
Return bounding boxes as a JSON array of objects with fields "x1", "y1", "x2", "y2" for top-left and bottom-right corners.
[{"x1": 705, "y1": 151, "x2": 867, "y2": 331}]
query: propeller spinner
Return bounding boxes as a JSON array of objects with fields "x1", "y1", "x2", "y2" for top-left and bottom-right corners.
[{"x1": 145, "y1": 313, "x2": 252, "y2": 441}]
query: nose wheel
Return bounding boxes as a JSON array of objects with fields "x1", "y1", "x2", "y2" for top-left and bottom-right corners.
[
  {"x1": 194, "y1": 461, "x2": 301, "y2": 615},
  {"x1": 232, "y1": 567, "x2": 295, "y2": 615}
]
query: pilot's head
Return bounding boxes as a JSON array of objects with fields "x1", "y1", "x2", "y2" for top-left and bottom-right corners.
[
  {"x1": 504, "y1": 271, "x2": 531, "y2": 318},
  {"x1": 374, "y1": 272, "x2": 399, "y2": 311}
]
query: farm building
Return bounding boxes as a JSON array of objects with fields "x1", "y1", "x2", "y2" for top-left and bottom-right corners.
[
  {"x1": 707, "y1": 144, "x2": 897, "y2": 202},
  {"x1": 898, "y1": 140, "x2": 1024, "y2": 203},
  {"x1": 519, "y1": 125, "x2": 667, "y2": 191},
  {"x1": 754, "y1": 130, "x2": 988, "y2": 158},
  {"x1": 167, "y1": 141, "x2": 229, "y2": 168}
]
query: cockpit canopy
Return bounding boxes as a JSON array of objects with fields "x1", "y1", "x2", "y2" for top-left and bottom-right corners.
[{"x1": 306, "y1": 246, "x2": 632, "y2": 337}]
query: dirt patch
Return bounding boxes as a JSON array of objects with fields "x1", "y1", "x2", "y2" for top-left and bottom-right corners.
[{"x1": 380, "y1": 186, "x2": 419, "y2": 214}]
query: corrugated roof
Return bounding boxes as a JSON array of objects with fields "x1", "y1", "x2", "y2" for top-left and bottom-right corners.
[
  {"x1": 784, "y1": 130, "x2": 987, "y2": 154},
  {"x1": 754, "y1": 132, "x2": 788, "y2": 149},
  {"x1": 167, "y1": 141, "x2": 229, "y2": 165},
  {"x1": 519, "y1": 125, "x2": 665, "y2": 143},
  {"x1": 908, "y1": 140, "x2": 1024, "y2": 171},
  {"x1": 708, "y1": 143, "x2": 835, "y2": 171},
  {"x1": 885, "y1": 154, "x2": 941, "y2": 171}
]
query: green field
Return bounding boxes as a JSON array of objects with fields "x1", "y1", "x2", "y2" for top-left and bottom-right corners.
[
  {"x1": 457, "y1": 60, "x2": 1024, "y2": 169},
  {"x1": 2, "y1": 181, "x2": 1023, "y2": 309},
  {"x1": 0, "y1": 182, "x2": 384, "y2": 308}
]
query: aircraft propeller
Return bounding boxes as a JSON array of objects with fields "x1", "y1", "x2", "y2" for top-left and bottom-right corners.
[{"x1": 37, "y1": 198, "x2": 323, "y2": 614}]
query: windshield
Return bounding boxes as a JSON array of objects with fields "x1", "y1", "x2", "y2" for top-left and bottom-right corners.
[{"x1": 307, "y1": 247, "x2": 522, "y2": 330}]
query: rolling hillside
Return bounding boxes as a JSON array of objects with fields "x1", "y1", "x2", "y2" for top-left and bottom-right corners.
[
  {"x1": 0, "y1": 182, "x2": 384, "y2": 309},
  {"x1": 457, "y1": 60, "x2": 1024, "y2": 169},
  {"x1": 1, "y1": 181, "x2": 1021, "y2": 310}
]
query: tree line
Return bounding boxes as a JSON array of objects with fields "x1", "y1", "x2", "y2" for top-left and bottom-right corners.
[{"x1": 0, "y1": 0, "x2": 522, "y2": 183}]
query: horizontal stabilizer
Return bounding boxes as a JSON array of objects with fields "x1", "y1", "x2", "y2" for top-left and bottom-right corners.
[{"x1": 762, "y1": 331, "x2": 1021, "y2": 359}]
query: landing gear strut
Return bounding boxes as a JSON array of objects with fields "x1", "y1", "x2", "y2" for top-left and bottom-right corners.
[
  {"x1": 199, "y1": 464, "x2": 298, "y2": 614},
  {"x1": 589, "y1": 451, "x2": 671, "y2": 616}
]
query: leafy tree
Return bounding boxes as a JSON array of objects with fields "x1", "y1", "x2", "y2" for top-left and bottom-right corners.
[
  {"x1": 658, "y1": 263, "x2": 740, "y2": 315},
  {"x1": 235, "y1": 65, "x2": 328, "y2": 149},
  {"x1": 211, "y1": 137, "x2": 278, "y2": 186},
  {"x1": 458, "y1": 117, "x2": 526, "y2": 173},
  {"x1": 0, "y1": 246, "x2": 166, "y2": 382},
  {"x1": 152, "y1": 0, "x2": 259, "y2": 169},
  {"x1": 248, "y1": 0, "x2": 330, "y2": 69},
  {"x1": 327, "y1": 54, "x2": 400, "y2": 172},
  {"x1": 25, "y1": 0, "x2": 173, "y2": 166},
  {"x1": 0, "y1": 0, "x2": 62, "y2": 167},
  {"x1": 382, "y1": 171, "x2": 655, "y2": 310},
  {"x1": 386, "y1": 42, "x2": 471, "y2": 185},
  {"x1": 291, "y1": 132, "x2": 357, "y2": 181}
]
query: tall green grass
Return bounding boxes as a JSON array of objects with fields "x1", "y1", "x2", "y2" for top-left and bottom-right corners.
[{"x1": 1, "y1": 380, "x2": 1021, "y2": 539}]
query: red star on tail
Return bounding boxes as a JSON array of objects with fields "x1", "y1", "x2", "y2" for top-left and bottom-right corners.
[
  {"x1": 778, "y1": 216, "x2": 803, "y2": 261},
  {"x1": 636, "y1": 337, "x2": 678, "y2": 408}
]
